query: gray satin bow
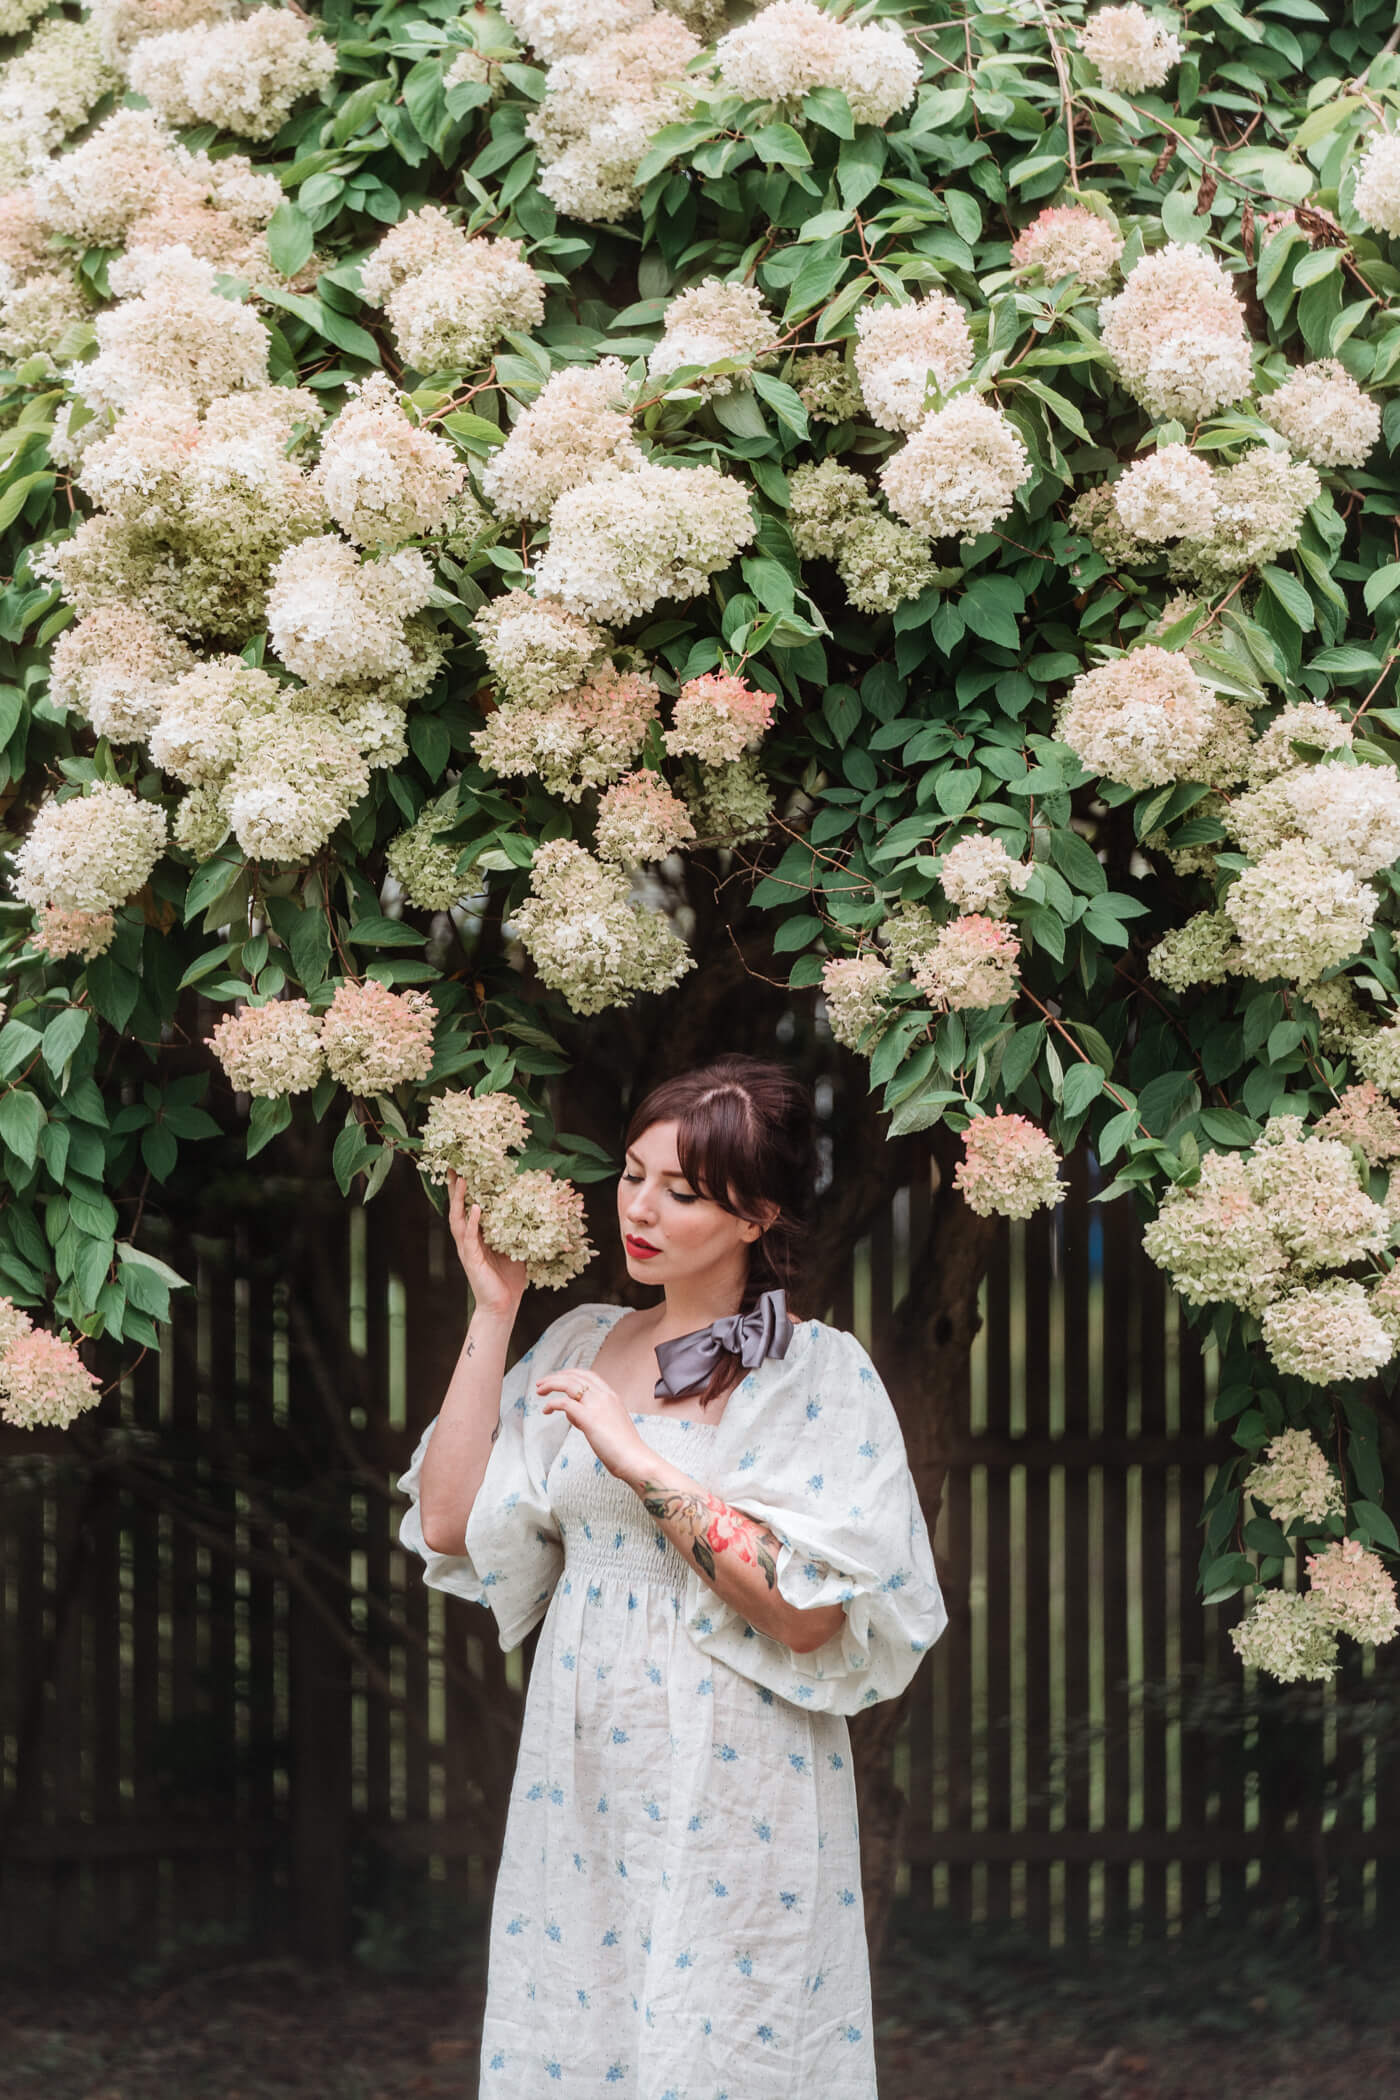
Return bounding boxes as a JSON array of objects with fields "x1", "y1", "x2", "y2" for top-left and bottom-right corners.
[{"x1": 653, "y1": 1286, "x2": 794, "y2": 1399}]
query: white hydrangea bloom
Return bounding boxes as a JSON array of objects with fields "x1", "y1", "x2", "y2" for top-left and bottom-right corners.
[
  {"x1": 879, "y1": 396, "x2": 1030, "y2": 540},
  {"x1": 13, "y1": 781, "x2": 168, "y2": 913},
  {"x1": 1353, "y1": 130, "x2": 1400, "y2": 238},
  {"x1": 49, "y1": 605, "x2": 195, "y2": 745},
  {"x1": 1259, "y1": 358, "x2": 1381, "y2": 469},
  {"x1": 648, "y1": 279, "x2": 775, "y2": 394},
  {"x1": 820, "y1": 953, "x2": 895, "y2": 1051},
  {"x1": 1261, "y1": 1279, "x2": 1395, "y2": 1385},
  {"x1": 316, "y1": 374, "x2": 466, "y2": 547},
  {"x1": 1280, "y1": 761, "x2": 1400, "y2": 881},
  {"x1": 1231, "y1": 1590, "x2": 1338, "y2": 1683},
  {"x1": 534, "y1": 459, "x2": 755, "y2": 624},
  {"x1": 208, "y1": 998, "x2": 325, "y2": 1097},
  {"x1": 266, "y1": 537, "x2": 437, "y2": 697},
  {"x1": 86, "y1": 0, "x2": 236, "y2": 67},
  {"x1": 480, "y1": 359, "x2": 640, "y2": 522},
  {"x1": 362, "y1": 210, "x2": 545, "y2": 372},
  {"x1": 125, "y1": 8, "x2": 337, "y2": 139},
  {"x1": 472, "y1": 589, "x2": 612, "y2": 707},
  {"x1": 1224, "y1": 839, "x2": 1378, "y2": 982},
  {"x1": 148, "y1": 660, "x2": 283, "y2": 789},
  {"x1": 528, "y1": 16, "x2": 700, "y2": 223},
  {"x1": 1099, "y1": 243, "x2": 1253, "y2": 422},
  {"x1": 939, "y1": 834, "x2": 1034, "y2": 917},
  {"x1": 1242, "y1": 1428, "x2": 1346, "y2": 1530},
  {"x1": 508, "y1": 837, "x2": 695, "y2": 1013},
  {"x1": 714, "y1": 0, "x2": 920, "y2": 127},
  {"x1": 1112, "y1": 444, "x2": 1217, "y2": 541},
  {"x1": 1080, "y1": 5, "x2": 1183, "y2": 92},
  {"x1": 853, "y1": 293, "x2": 975, "y2": 433},
  {"x1": 224, "y1": 711, "x2": 372, "y2": 863},
  {"x1": 76, "y1": 244, "x2": 270, "y2": 414},
  {"x1": 1247, "y1": 699, "x2": 1353, "y2": 784},
  {"x1": 1054, "y1": 646, "x2": 1216, "y2": 790}
]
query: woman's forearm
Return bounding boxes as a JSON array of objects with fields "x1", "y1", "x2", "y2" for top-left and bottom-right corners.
[
  {"x1": 416, "y1": 1306, "x2": 518, "y2": 1554},
  {"x1": 615, "y1": 1447, "x2": 847, "y2": 1655}
]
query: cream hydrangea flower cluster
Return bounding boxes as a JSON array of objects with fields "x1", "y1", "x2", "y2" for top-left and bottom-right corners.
[
  {"x1": 1098, "y1": 242, "x2": 1253, "y2": 423},
  {"x1": 32, "y1": 907, "x2": 118, "y2": 964},
  {"x1": 1166, "y1": 448, "x2": 1321, "y2": 587},
  {"x1": 1307, "y1": 1536, "x2": 1400, "y2": 1645},
  {"x1": 360, "y1": 205, "x2": 545, "y2": 372},
  {"x1": 1143, "y1": 1116, "x2": 1395, "y2": 1378},
  {"x1": 50, "y1": 604, "x2": 195, "y2": 745},
  {"x1": 1229, "y1": 1588, "x2": 1339, "y2": 1683},
  {"x1": 954, "y1": 1108, "x2": 1067, "y2": 1220},
  {"x1": 508, "y1": 836, "x2": 695, "y2": 1013},
  {"x1": 1079, "y1": 5, "x2": 1184, "y2": 93},
  {"x1": 1055, "y1": 645, "x2": 1217, "y2": 790},
  {"x1": 1241, "y1": 1427, "x2": 1346, "y2": 1529},
  {"x1": 879, "y1": 395, "x2": 1031, "y2": 541},
  {"x1": 1112, "y1": 444, "x2": 1217, "y2": 541},
  {"x1": 1314, "y1": 1081, "x2": 1400, "y2": 1165},
  {"x1": 87, "y1": 0, "x2": 236, "y2": 67},
  {"x1": 787, "y1": 458, "x2": 939, "y2": 613},
  {"x1": 1226, "y1": 759, "x2": 1400, "y2": 882},
  {"x1": 472, "y1": 662, "x2": 661, "y2": 802},
  {"x1": 647, "y1": 278, "x2": 776, "y2": 394},
  {"x1": 265, "y1": 537, "x2": 440, "y2": 704},
  {"x1": 208, "y1": 997, "x2": 326, "y2": 1098},
  {"x1": 594, "y1": 768, "x2": 697, "y2": 865},
  {"x1": 853, "y1": 293, "x2": 975, "y2": 433},
  {"x1": 820, "y1": 953, "x2": 895, "y2": 1051},
  {"x1": 1145, "y1": 908, "x2": 1241, "y2": 992},
  {"x1": 939, "y1": 833, "x2": 1035, "y2": 917},
  {"x1": 419, "y1": 1082, "x2": 598, "y2": 1289},
  {"x1": 0, "y1": 18, "x2": 118, "y2": 192},
  {"x1": 1223, "y1": 840, "x2": 1378, "y2": 983},
  {"x1": 1352, "y1": 129, "x2": 1400, "y2": 239},
  {"x1": 528, "y1": 14, "x2": 701, "y2": 223},
  {"x1": 534, "y1": 459, "x2": 755, "y2": 623},
  {"x1": 0, "y1": 1297, "x2": 103, "y2": 1430},
  {"x1": 677, "y1": 750, "x2": 776, "y2": 844},
  {"x1": 316, "y1": 375, "x2": 467, "y2": 548},
  {"x1": 76, "y1": 244, "x2": 271, "y2": 415},
  {"x1": 713, "y1": 0, "x2": 921, "y2": 127},
  {"x1": 30, "y1": 106, "x2": 281, "y2": 257},
  {"x1": 12, "y1": 781, "x2": 167, "y2": 915},
  {"x1": 1260, "y1": 358, "x2": 1381, "y2": 469},
  {"x1": 480, "y1": 359, "x2": 639, "y2": 522},
  {"x1": 126, "y1": 7, "x2": 337, "y2": 140},
  {"x1": 472, "y1": 589, "x2": 611, "y2": 707},
  {"x1": 498, "y1": 0, "x2": 718, "y2": 63},
  {"x1": 1010, "y1": 204, "x2": 1125, "y2": 293}
]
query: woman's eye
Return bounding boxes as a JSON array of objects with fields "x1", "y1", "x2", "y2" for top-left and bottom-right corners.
[{"x1": 623, "y1": 1172, "x2": 697, "y2": 1203}]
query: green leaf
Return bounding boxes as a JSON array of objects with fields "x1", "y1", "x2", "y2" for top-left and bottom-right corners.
[
  {"x1": 1364, "y1": 562, "x2": 1400, "y2": 615},
  {"x1": 1351, "y1": 1501, "x2": 1400, "y2": 1554},
  {"x1": 753, "y1": 122, "x2": 812, "y2": 170},
  {"x1": 1199, "y1": 1552, "x2": 1256, "y2": 1604},
  {"x1": 836, "y1": 130, "x2": 887, "y2": 209},
  {"x1": 41, "y1": 1007, "x2": 89, "y2": 1084},
  {"x1": 346, "y1": 914, "x2": 427, "y2": 948},
  {"x1": 0, "y1": 471, "x2": 49, "y2": 533},
  {"x1": 1061, "y1": 1063, "x2": 1105, "y2": 1117},
  {"x1": 752, "y1": 371, "x2": 809, "y2": 437},
  {"x1": 1047, "y1": 826, "x2": 1107, "y2": 897},
  {"x1": 0, "y1": 1086, "x2": 44, "y2": 1166},
  {"x1": 247, "y1": 1095, "x2": 293, "y2": 1159},
  {"x1": 266, "y1": 201, "x2": 314, "y2": 278}
]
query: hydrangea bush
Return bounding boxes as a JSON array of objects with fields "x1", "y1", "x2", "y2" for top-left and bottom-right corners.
[{"x1": 1, "y1": 0, "x2": 1400, "y2": 1680}]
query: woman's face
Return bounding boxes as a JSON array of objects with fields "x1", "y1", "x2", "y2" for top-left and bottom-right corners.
[{"x1": 618, "y1": 1118, "x2": 774, "y2": 1278}]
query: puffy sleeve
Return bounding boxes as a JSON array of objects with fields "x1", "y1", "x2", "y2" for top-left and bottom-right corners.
[
  {"x1": 395, "y1": 1301, "x2": 615, "y2": 1652},
  {"x1": 678, "y1": 1322, "x2": 948, "y2": 1716}
]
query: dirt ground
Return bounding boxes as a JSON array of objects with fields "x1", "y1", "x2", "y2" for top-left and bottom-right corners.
[{"x1": 3, "y1": 1910, "x2": 1399, "y2": 2099}]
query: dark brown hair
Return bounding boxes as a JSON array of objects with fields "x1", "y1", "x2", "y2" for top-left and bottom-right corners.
[{"x1": 623, "y1": 1054, "x2": 816, "y2": 1410}]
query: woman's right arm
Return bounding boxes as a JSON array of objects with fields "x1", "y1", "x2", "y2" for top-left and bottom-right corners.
[{"x1": 416, "y1": 1169, "x2": 529, "y2": 1555}]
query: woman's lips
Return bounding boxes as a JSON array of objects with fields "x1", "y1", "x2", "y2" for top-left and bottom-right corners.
[{"x1": 625, "y1": 1235, "x2": 661, "y2": 1258}]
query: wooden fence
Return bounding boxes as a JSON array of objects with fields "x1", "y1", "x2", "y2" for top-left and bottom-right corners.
[{"x1": 3, "y1": 1146, "x2": 1399, "y2": 1970}]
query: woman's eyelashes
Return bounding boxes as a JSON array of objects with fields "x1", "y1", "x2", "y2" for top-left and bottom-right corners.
[{"x1": 622, "y1": 1172, "x2": 698, "y2": 1204}]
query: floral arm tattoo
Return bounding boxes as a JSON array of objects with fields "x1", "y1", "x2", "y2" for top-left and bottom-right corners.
[{"x1": 637, "y1": 1478, "x2": 785, "y2": 1588}]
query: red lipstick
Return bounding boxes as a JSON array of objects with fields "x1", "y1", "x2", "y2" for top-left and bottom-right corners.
[{"x1": 625, "y1": 1235, "x2": 661, "y2": 1258}]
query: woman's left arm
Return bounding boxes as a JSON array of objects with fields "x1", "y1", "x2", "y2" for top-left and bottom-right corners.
[{"x1": 614, "y1": 1444, "x2": 847, "y2": 1655}]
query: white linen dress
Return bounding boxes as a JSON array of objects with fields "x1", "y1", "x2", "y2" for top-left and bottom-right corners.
[{"x1": 397, "y1": 1301, "x2": 947, "y2": 2100}]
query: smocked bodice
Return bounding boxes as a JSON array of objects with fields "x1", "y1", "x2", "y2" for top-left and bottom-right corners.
[{"x1": 549, "y1": 1415, "x2": 718, "y2": 1592}]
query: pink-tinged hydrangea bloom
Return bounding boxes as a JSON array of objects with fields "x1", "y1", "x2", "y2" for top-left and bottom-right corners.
[
  {"x1": 471, "y1": 1166, "x2": 596, "y2": 1290},
  {"x1": 208, "y1": 998, "x2": 326, "y2": 1098},
  {"x1": 49, "y1": 605, "x2": 195, "y2": 745},
  {"x1": 663, "y1": 673, "x2": 775, "y2": 765},
  {"x1": 1098, "y1": 242, "x2": 1252, "y2": 422},
  {"x1": 1305, "y1": 1537, "x2": 1400, "y2": 1647},
  {"x1": 528, "y1": 17, "x2": 702, "y2": 224},
  {"x1": 0, "y1": 1320, "x2": 103, "y2": 1430},
  {"x1": 419, "y1": 1086, "x2": 531, "y2": 1197},
  {"x1": 1314, "y1": 1082, "x2": 1400, "y2": 1166},
  {"x1": 13, "y1": 780, "x2": 167, "y2": 914},
  {"x1": 594, "y1": 769, "x2": 697, "y2": 867},
  {"x1": 508, "y1": 837, "x2": 694, "y2": 1014},
  {"x1": 820, "y1": 953, "x2": 895, "y2": 1052},
  {"x1": 1260, "y1": 357, "x2": 1381, "y2": 469},
  {"x1": 853, "y1": 292, "x2": 975, "y2": 433},
  {"x1": 1010, "y1": 205, "x2": 1124, "y2": 292},
  {"x1": 910, "y1": 914, "x2": 1021, "y2": 1012},
  {"x1": 31, "y1": 906, "x2": 118, "y2": 962},
  {"x1": 472, "y1": 664, "x2": 661, "y2": 802},
  {"x1": 321, "y1": 982, "x2": 437, "y2": 1095},
  {"x1": 1230, "y1": 1589, "x2": 1337, "y2": 1683},
  {"x1": 1241, "y1": 1427, "x2": 1346, "y2": 1529},
  {"x1": 880, "y1": 396, "x2": 1030, "y2": 540},
  {"x1": 1142, "y1": 1148, "x2": 1291, "y2": 1318},
  {"x1": 361, "y1": 208, "x2": 545, "y2": 371},
  {"x1": 954, "y1": 1109, "x2": 1067, "y2": 1220}
]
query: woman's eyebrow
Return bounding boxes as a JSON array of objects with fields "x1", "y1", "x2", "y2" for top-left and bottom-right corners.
[{"x1": 625, "y1": 1150, "x2": 688, "y2": 1175}]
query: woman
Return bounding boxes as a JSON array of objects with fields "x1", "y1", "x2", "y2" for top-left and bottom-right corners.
[{"x1": 398, "y1": 1054, "x2": 947, "y2": 2099}]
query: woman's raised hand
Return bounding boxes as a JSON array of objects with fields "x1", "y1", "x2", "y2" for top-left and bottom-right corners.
[{"x1": 446, "y1": 1168, "x2": 529, "y2": 1319}]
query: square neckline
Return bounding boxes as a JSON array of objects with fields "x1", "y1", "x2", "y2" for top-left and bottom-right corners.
[{"x1": 573, "y1": 1302, "x2": 734, "y2": 1428}]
